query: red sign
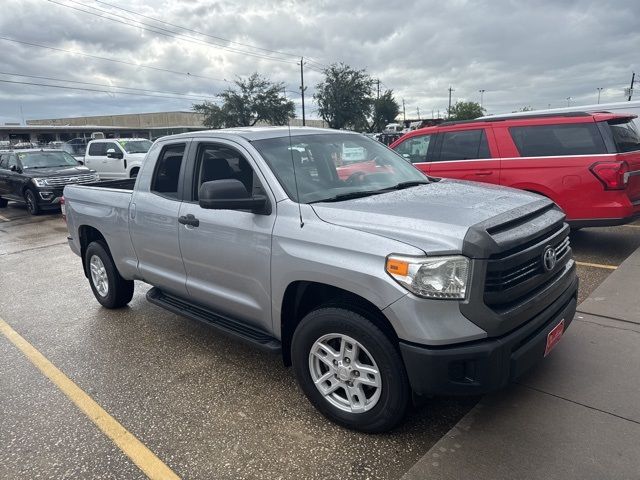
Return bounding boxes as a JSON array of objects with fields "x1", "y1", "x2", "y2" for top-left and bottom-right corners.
[{"x1": 544, "y1": 319, "x2": 565, "y2": 357}]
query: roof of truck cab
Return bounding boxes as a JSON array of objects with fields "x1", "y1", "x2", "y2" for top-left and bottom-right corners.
[{"x1": 159, "y1": 126, "x2": 356, "y2": 142}]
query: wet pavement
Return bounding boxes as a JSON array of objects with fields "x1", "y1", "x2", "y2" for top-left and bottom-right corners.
[{"x1": 0, "y1": 203, "x2": 637, "y2": 479}]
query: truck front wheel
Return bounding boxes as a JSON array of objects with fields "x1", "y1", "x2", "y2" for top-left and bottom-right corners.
[
  {"x1": 291, "y1": 307, "x2": 410, "y2": 432},
  {"x1": 85, "y1": 241, "x2": 134, "y2": 308}
]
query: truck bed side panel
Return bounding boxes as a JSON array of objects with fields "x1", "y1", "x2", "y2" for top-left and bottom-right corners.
[{"x1": 64, "y1": 184, "x2": 139, "y2": 280}]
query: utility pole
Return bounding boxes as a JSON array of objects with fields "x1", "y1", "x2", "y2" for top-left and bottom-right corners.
[
  {"x1": 566, "y1": 96, "x2": 572, "y2": 107},
  {"x1": 447, "y1": 86, "x2": 454, "y2": 118},
  {"x1": 376, "y1": 79, "x2": 380, "y2": 99},
  {"x1": 416, "y1": 106, "x2": 420, "y2": 119},
  {"x1": 299, "y1": 57, "x2": 307, "y2": 126},
  {"x1": 628, "y1": 72, "x2": 635, "y2": 101},
  {"x1": 596, "y1": 87, "x2": 603, "y2": 104},
  {"x1": 402, "y1": 98, "x2": 406, "y2": 122},
  {"x1": 479, "y1": 89, "x2": 485, "y2": 108}
]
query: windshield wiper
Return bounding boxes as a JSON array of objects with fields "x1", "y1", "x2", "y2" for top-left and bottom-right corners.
[
  {"x1": 385, "y1": 180, "x2": 430, "y2": 190},
  {"x1": 310, "y1": 190, "x2": 388, "y2": 203}
]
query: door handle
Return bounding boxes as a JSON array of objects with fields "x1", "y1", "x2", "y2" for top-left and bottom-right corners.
[
  {"x1": 475, "y1": 171, "x2": 493, "y2": 176},
  {"x1": 178, "y1": 214, "x2": 199, "y2": 227}
]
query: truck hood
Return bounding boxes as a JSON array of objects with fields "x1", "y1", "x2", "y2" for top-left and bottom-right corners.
[
  {"x1": 311, "y1": 180, "x2": 543, "y2": 255},
  {"x1": 21, "y1": 165, "x2": 95, "y2": 178}
]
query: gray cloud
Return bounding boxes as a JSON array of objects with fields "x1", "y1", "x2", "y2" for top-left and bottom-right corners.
[{"x1": 0, "y1": 0, "x2": 638, "y2": 124}]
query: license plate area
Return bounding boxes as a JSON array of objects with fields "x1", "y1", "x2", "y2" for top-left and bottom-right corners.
[{"x1": 544, "y1": 319, "x2": 565, "y2": 357}]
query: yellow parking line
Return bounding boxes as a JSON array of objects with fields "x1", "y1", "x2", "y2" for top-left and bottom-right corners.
[
  {"x1": 0, "y1": 317, "x2": 180, "y2": 480},
  {"x1": 575, "y1": 261, "x2": 618, "y2": 270}
]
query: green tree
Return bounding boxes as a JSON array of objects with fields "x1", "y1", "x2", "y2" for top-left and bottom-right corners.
[
  {"x1": 370, "y1": 90, "x2": 400, "y2": 132},
  {"x1": 447, "y1": 101, "x2": 485, "y2": 120},
  {"x1": 314, "y1": 63, "x2": 374, "y2": 130},
  {"x1": 193, "y1": 73, "x2": 294, "y2": 128}
]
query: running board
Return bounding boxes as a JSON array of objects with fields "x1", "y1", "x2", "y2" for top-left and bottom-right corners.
[{"x1": 146, "y1": 287, "x2": 281, "y2": 353}]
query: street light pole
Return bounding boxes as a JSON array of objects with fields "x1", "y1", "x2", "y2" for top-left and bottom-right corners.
[
  {"x1": 299, "y1": 57, "x2": 306, "y2": 126},
  {"x1": 479, "y1": 89, "x2": 485, "y2": 108},
  {"x1": 447, "y1": 86, "x2": 454, "y2": 118},
  {"x1": 596, "y1": 87, "x2": 603, "y2": 104},
  {"x1": 566, "y1": 96, "x2": 572, "y2": 107}
]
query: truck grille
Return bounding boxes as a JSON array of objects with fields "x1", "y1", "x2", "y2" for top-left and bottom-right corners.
[
  {"x1": 484, "y1": 226, "x2": 571, "y2": 310},
  {"x1": 44, "y1": 174, "x2": 98, "y2": 187}
]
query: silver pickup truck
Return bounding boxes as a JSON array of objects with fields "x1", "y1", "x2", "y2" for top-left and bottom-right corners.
[{"x1": 63, "y1": 127, "x2": 578, "y2": 432}]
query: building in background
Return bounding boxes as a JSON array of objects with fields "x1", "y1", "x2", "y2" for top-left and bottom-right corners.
[{"x1": 1, "y1": 110, "x2": 326, "y2": 144}]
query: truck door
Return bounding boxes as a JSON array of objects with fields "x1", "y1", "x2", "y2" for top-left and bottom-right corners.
[
  {"x1": 429, "y1": 128, "x2": 500, "y2": 184},
  {"x1": 129, "y1": 140, "x2": 191, "y2": 297},
  {"x1": 177, "y1": 140, "x2": 276, "y2": 332}
]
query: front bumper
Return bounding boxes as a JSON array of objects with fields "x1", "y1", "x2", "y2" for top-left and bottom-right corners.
[
  {"x1": 35, "y1": 187, "x2": 64, "y2": 208},
  {"x1": 400, "y1": 275, "x2": 578, "y2": 396}
]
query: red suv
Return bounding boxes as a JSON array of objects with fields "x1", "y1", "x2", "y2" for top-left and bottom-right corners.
[{"x1": 390, "y1": 112, "x2": 640, "y2": 227}]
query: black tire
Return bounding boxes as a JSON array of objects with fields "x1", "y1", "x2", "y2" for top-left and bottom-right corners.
[
  {"x1": 85, "y1": 241, "x2": 134, "y2": 308},
  {"x1": 0, "y1": 197, "x2": 7, "y2": 208},
  {"x1": 292, "y1": 307, "x2": 410, "y2": 433},
  {"x1": 24, "y1": 188, "x2": 40, "y2": 215}
]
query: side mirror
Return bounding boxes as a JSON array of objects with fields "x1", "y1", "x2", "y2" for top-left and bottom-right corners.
[
  {"x1": 106, "y1": 148, "x2": 123, "y2": 159},
  {"x1": 199, "y1": 179, "x2": 270, "y2": 214}
]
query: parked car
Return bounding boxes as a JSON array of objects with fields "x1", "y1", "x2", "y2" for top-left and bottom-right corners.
[
  {"x1": 63, "y1": 127, "x2": 577, "y2": 432},
  {"x1": 0, "y1": 149, "x2": 99, "y2": 214},
  {"x1": 390, "y1": 112, "x2": 640, "y2": 227},
  {"x1": 84, "y1": 138, "x2": 153, "y2": 179}
]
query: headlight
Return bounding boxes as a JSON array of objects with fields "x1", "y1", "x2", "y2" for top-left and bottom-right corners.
[
  {"x1": 385, "y1": 255, "x2": 470, "y2": 300},
  {"x1": 32, "y1": 178, "x2": 47, "y2": 187}
]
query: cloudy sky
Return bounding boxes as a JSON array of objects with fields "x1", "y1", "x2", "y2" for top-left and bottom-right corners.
[{"x1": 0, "y1": 0, "x2": 638, "y2": 124}]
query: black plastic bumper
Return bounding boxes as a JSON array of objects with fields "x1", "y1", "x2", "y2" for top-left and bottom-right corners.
[{"x1": 400, "y1": 276, "x2": 578, "y2": 396}]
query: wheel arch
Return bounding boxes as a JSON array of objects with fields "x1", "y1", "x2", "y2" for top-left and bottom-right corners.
[
  {"x1": 78, "y1": 225, "x2": 109, "y2": 278},
  {"x1": 280, "y1": 281, "x2": 399, "y2": 366}
]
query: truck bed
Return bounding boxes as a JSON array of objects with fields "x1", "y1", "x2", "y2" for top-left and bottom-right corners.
[{"x1": 85, "y1": 178, "x2": 137, "y2": 191}]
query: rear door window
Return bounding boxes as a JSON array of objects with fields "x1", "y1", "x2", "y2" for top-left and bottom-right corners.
[
  {"x1": 151, "y1": 144, "x2": 186, "y2": 199},
  {"x1": 509, "y1": 123, "x2": 607, "y2": 157},
  {"x1": 0, "y1": 154, "x2": 8, "y2": 169},
  {"x1": 608, "y1": 119, "x2": 640, "y2": 152},
  {"x1": 438, "y1": 129, "x2": 490, "y2": 161}
]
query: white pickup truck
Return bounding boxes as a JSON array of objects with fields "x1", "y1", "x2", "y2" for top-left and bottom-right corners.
[{"x1": 83, "y1": 138, "x2": 152, "y2": 179}]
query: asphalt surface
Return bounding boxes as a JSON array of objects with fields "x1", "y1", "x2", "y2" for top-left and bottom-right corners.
[{"x1": 0, "y1": 203, "x2": 637, "y2": 479}]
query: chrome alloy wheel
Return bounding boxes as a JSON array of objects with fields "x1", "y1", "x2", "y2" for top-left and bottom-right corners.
[
  {"x1": 308, "y1": 333, "x2": 382, "y2": 413},
  {"x1": 89, "y1": 255, "x2": 109, "y2": 297}
]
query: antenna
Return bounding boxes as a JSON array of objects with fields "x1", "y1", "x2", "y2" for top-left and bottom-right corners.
[{"x1": 287, "y1": 122, "x2": 304, "y2": 228}]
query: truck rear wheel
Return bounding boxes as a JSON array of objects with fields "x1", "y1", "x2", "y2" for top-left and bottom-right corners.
[
  {"x1": 85, "y1": 241, "x2": 134, "y2": 308},
  {"x1": 291, "y1": 307, "x2": 409, "y2": 432}
]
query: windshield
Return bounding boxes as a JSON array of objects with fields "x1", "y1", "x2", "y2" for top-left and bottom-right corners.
[
  {"x1": 252, "y1": 133, "x2": 429, "y2": 204},
  {"x1": 609, "y1": 119, "x2": 640, "y2": 153},
  {"x1": 119, "y1": 140, "x2": 152, "y2": 154},
  {"x1": 18, "y1": 151, "x2": 79, "y2": 168}
]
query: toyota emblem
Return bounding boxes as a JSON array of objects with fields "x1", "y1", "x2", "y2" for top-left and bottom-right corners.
[{"x1": 542, "y1": 246, "x2": 557, "y2": 272}]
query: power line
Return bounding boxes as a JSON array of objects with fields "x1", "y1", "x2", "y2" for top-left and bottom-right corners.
[
  {"x1": 92, "y1": 0, "x2": 324, "y2": 65},
  {"x1": 47, "y1": 0, "x2": 301, "y2": 65},
  {"x1": 0, "y1": 78, "x2": 213, "y2": 101},
  {"x1": 0, "y1": 71, "x2": 217, "y2": 101},
  {"x1": 0, "y1": 36, "x2": 229, "y2": 83}
]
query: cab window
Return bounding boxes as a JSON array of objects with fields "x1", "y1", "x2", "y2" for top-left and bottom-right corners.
[
  {"x1": 150, "y1": 144, "x2": 186, "y2": 199},
  {"x1": 88, "y1": 142, "x2": 106, "y2": 156},
  {"x1": 438, "y1": 129, "x2": 490, "y2": 161},
  {"x1": 193, "y1": 144, "x2": 262, "y2": 201}
]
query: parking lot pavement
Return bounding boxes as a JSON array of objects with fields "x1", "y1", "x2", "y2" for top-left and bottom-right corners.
[
  {"x1": 0, "y1": 207, "x2": 637, "y2": 479},
  {"x1": 0, "y1": 210, "x2": 476, "y2": 480},
  {"x1": 570, "y1": 220, "x2": 640, "y2": 303}
]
